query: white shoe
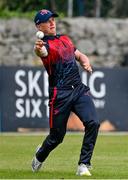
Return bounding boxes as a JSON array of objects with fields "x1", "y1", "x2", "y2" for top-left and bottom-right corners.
[
  {"x1": 86, "y1": 164, "x2": 93, "y2": 170},
  {"x1": 31, "y1": 145, "x2": 42, "y2": 172},
  {"x1": 76, "y1": 163, "x2": 92, "y2": 176}
]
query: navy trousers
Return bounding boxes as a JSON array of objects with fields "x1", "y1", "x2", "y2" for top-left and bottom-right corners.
[{"x1": 36, "y1": 83, "x2": 100, "y2": 165}]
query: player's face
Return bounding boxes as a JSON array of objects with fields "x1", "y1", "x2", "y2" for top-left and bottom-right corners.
[{"x1": 37, "y1": 17, "x2": 56, "y2": 36}]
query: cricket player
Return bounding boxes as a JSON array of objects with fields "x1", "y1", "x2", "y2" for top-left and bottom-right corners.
[{"x1": 32, "y1": 9, "x2": 100, "y2": 176}]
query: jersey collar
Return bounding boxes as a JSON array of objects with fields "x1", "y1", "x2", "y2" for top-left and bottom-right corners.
[{"x1": 43, "y1": 34, "x2": 61, "y2": 40}]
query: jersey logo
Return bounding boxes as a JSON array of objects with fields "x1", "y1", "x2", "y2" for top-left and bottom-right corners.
[{"x1": 40, "y1": 10, "x2": 49, "y2": 15}]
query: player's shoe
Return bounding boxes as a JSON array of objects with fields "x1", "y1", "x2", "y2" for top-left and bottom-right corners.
[
  {"x1": 76, "y1": 163, "x2": 92, "y2": 176},
  {"x1": 31, "y1": 144, "x2": 42, "y2": 172},
  {"x1": 86, "y1": 164, "x2": 93, "y2": 170}
]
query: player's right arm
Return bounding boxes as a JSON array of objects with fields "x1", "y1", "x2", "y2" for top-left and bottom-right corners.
[{"x1": 34, "y1": 39, "x2": 48, "y2": 57}]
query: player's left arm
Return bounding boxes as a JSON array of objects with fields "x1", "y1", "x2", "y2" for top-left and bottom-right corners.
[{"x1": 75, "y1": 49, "x2": 92, "y2": 73}]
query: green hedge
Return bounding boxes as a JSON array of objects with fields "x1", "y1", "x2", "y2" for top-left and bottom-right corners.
[{"x1": 0, "y1": 0, "x2": 128, "y2": 18}]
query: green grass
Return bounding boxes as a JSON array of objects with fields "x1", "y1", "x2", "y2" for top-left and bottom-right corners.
[{"x1": 0, "y1": 133, "x2": 128, "y2": 179}]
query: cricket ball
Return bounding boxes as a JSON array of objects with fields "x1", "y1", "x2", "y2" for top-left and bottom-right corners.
[{"x1": 36, "y1": 31, "x2": 44, "y2": 39}]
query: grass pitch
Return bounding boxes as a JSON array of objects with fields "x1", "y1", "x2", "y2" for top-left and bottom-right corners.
[{"x1": 0, "y1": 133, "x2": 128, "y2": 179}]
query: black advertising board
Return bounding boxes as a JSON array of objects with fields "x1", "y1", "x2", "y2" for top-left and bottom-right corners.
[
  {"x1": 0, "y1": 67, "x2": 48, "y2": 131},
  {"x1": 81, "y1": 67, "x2": 128, "y2": 131},
  {"x1": 0, "y1": 66, "x2": 128, "y2": 131}
]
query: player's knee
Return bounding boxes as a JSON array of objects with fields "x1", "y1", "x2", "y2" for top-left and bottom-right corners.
[
  {"x1": 50, "y1": 128, "x2": 66, "y2": 145},
  {"x1": 87, "y1": 119, "x2": 100, "y2": 129},
  {"x1": 57, "y1": 135, "x2": 64, "y2": 144},
  {"x1": 93, "y1": 120, "x2": 100, "y2": 129},
  {"x1": 56, "y1": 129, "x2": 66, "y2": 144}
]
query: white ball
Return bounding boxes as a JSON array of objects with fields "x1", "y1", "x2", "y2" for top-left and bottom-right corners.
[{"x1": 36, "y1": 31, "x2": 44, "y2": 39}]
